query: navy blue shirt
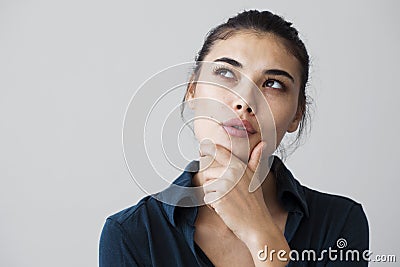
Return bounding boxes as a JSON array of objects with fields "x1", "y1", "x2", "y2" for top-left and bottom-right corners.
[{"x1": 99, "y1": 156, "x2": 369, "y2": 266}]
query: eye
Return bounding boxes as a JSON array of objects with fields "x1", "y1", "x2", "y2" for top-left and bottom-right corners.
[
  {"x1": 263, "y1": 79, "x2": 284, "y2": 90},
  {"x1": 214, "y1": 67, "x2": 236, "y2": 79}
]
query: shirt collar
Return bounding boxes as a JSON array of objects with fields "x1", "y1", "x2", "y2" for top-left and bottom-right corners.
[
  {"x1": 160, "y1": 161, "x2": 199, "y2": 227},
  {"x1": 160, "y1": 155, "x2": 309, "y2": 227},
  {"x1": 271, "y1": 156, "x2": 309, "y2": 217}
]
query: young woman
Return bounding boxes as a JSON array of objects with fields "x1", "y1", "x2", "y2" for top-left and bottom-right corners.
[{"x1": 100, "y1": 10, "x2": 369, "y2": 267}]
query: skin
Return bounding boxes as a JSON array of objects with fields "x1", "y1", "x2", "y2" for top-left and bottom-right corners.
[{"x1": 186, "y1": 31, "x2": 304, "y2": 267}]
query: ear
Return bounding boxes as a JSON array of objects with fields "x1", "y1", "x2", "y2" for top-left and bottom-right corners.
[
  {"x1": 287, "y1": 106, "x2": 303, "y2": 133},
  {"x1": 185, "y1": 75, "x2": 197, "y2": 109}
]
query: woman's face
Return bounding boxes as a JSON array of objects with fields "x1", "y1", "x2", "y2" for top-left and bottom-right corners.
[{"x1": 187, "y1": 32, "x2": 303, "y2": 162}]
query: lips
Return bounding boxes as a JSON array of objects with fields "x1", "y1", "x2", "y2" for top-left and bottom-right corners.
[{"x1": 222, "y1": 118, "x2": 257, "y2": 138}]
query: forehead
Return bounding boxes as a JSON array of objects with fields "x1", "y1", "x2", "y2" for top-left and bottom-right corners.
[{"x1": 203, "y1": 32, "x2": 302, "y2": 84}]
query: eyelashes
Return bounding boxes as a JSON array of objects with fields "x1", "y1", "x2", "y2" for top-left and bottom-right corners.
[
  {"x1": 212, "y1": 65, "x2": 238, "y2": 81},
  {"x1": 211, "y1": 64, "x2": 287, "y2": 91},
  {"x1": 262, "y1": 79, "x2": 286, "y2": 91}
]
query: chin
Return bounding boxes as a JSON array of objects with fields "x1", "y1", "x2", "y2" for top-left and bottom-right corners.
[
  {"x1": 212, "y1": 134, "x2": 257, "y2": 163},
  {"x1": 195, "y1": 127, "x2": 259, "y2": 163}
]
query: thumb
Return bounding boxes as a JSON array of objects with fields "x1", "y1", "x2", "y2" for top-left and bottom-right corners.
[{"x1": 247, "y1": 141, "x2": 265, "y2": 172}]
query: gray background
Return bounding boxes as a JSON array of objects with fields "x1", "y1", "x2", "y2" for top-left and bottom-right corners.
[{"x1": 1, "y1": 0, "x2": 399, "y2": 266}]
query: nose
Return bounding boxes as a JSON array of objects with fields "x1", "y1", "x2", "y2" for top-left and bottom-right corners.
[
  {"x1": 231, "y1": 81, "x2": 257, "y2": 115},
  {"x1": 233, "y1": 97, "x2": 256, "y2": 115},
  {"x1": 234, "y1": 99, "x2": 254, "y2": 114}
]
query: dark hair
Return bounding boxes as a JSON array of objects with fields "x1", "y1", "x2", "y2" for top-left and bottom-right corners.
[{"x1": 186, "y1": 10, "x2": 312, "y2": 159}]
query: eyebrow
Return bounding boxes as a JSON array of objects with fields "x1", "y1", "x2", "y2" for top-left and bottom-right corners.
[
  {"x1": 213, "y1": 57, "x2": 295, "y2": 83},
  {"x1": 264, "y1": 69, "x2": 294, "y2": 83},
  {"x1": 213, "y1": 57, "x2": 243, "y2": 68}
]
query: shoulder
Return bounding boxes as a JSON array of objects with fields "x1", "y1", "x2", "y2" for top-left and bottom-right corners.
[
  {"x1": 301, "y1": 185, "x2": 365, "y2": 223},
  {"x1": 300, "y1": 185, "x2": 369, "y2": 249},
  {"x1": 100, "y1": 195, "x2": 165, "y2": 249},
  {"x1": 103, "y1": 194, "x2": 166, "y2": 235},
  {"x1": 273, "y1": 155, "x2": 368, "y2": 226},
  {"x1": 303, "y1": 185, "x2": 365, "y2": 217},
  {"x1": 99, "y1": 195, "x2": 166, "y2": 266},
  {"x1": 107, "y1": 195, "x2": 153, "y2": 225}
]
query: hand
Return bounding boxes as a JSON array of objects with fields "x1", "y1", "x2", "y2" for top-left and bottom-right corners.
[
  {"x1": 200, "y1": 141, "x2": 268, "y2": 242},
  {"x1": 199, "y1": 141, "x2": 290, "y2": 266}
]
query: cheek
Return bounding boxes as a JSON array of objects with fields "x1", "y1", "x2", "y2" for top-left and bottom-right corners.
[
  {"x1": 191, "y1": 86, "x2": 239, "y2": 124},
  {"x1": 193, "y1": 119, "x2": 214, "y2": 141},
  {"x1": 268, "y1": 98, "x2": 298, "y2": 141},
  {"x1": 191, "y1": 85, "x2": 232, "y2": 141},
  {"x1": 194, "y1": 84, "x2": 231, "y2": 103}
]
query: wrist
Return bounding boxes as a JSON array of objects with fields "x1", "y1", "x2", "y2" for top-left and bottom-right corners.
[
  {"x1": 243, "y1": 230, "x2": 291, "y2": 266},
  {"x1": 241, "y1": 222, "x2": 275, "y2": 248}
]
